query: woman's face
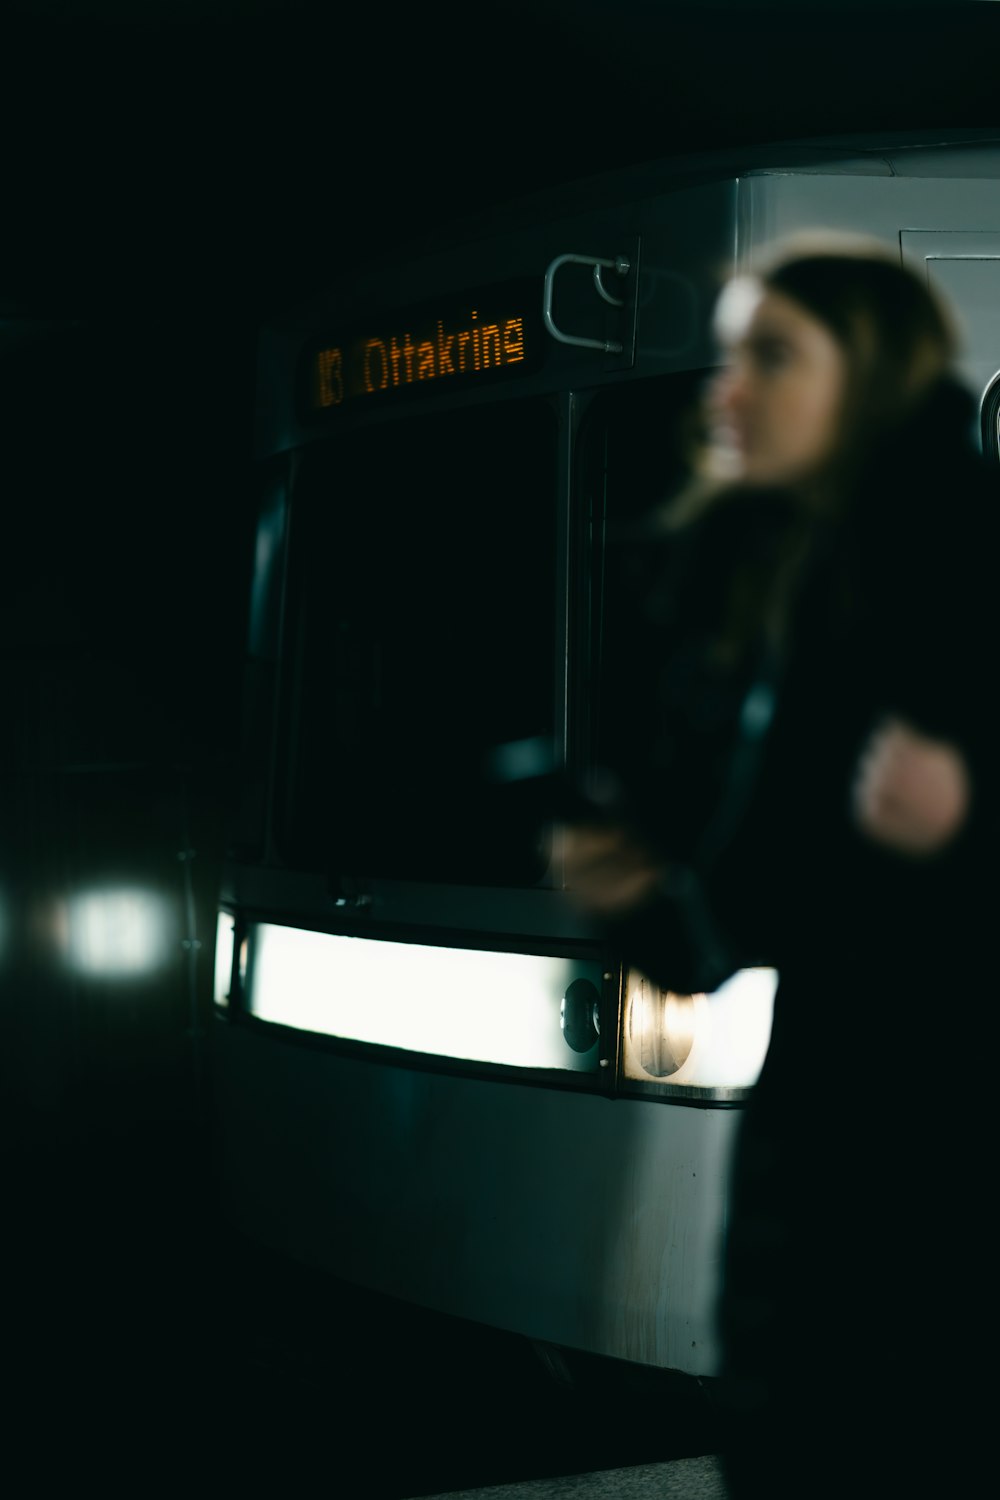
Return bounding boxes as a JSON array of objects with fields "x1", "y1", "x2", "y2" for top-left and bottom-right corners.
[{"x1": 706, "y1": 279, "x2": 848, "y2": 486}]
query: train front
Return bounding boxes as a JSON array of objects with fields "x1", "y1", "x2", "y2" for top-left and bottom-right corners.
[{"x1": 211, "y1": 166, "x2": 778, "y2": 1382}]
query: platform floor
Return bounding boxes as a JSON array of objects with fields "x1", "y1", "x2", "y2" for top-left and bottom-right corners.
[
  {"x1": 414, "y1": 1455, "x2": 727, "y2": 1499},
  {"x1": 7, "y1": 1113, "x2": 726, "y2": 1496}
]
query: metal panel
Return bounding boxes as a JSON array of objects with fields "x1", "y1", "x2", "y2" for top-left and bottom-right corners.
[
  {"x1": 214, "y1": 1019, "x2": 740, "y2": 1375},
  {"x1": 741, "y1": 169, "x2": 1000, "y2": 272},
  {"x1": 902, "y1": 231, "x2": 1000, "y2": 406}
]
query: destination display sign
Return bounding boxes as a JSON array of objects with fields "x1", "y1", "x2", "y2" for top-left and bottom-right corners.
[{"x1": 298, "y1": 278, "x2": 542, "y2": 418}]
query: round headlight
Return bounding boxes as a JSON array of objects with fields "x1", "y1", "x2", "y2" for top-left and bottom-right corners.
[{"x1": 627, "y1": 972, "x2": 699, "y2": 1078}]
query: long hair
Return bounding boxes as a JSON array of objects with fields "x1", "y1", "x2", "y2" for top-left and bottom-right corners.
[
  {"x1": 655, "y1": 232, "x2": 961, "y2": 658},
  {"x1": 753, "y1": 230, "x2": 958, "y2": 478}
]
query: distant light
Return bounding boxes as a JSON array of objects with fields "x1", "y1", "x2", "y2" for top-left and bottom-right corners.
[{"x1": 59, "y1": 886, "x2": 175, "y2": 979}]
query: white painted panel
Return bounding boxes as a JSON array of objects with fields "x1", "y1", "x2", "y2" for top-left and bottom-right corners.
[
  {"x1": 902, "y1": 232, "x2": 1000, "y2": 407},
  {"x1": 742, "y1": 172, "x2": 1000, "y2": 276}
]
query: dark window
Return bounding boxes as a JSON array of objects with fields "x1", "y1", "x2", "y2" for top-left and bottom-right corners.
[
  {"x1": 577, "y1": 370, "x2": 738, "y2": 859},
  {"x1": 275, "y1": 399, "x2": 558, "y2": 884}
]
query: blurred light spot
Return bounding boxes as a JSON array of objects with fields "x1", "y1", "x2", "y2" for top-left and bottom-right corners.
[{"x1": 61, "y1": 886, "x2": 174, "y2": 979}]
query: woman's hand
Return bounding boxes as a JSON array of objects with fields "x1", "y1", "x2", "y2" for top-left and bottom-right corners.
[
  {"x1": 852, "y1": 716, "x2": 971, "y2": 857},
  {"x1": 547, "y1": 821, "x2": 666, "y2": 917}
]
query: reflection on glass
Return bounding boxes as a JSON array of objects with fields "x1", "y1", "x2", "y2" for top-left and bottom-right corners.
[
  {"x1": 624, "y1": 967, "x2": 777, "y2": 1091},
  {"x1": 248, "y1": 923, "x2": 603, "y2": 1072}
]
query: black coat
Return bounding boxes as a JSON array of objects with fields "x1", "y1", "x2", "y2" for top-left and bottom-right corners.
[{"x1": 606, "y1": 375, "x2": 998, "y2": 1495}]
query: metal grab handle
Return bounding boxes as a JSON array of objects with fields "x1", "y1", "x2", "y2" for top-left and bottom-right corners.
[{"x1": 542, "y1": 252, "x2": 631, "y2": 354}]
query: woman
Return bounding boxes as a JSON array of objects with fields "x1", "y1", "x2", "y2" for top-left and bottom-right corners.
[{"x1": 556, "y1": 233, "x2": 997, "y2": 1496}]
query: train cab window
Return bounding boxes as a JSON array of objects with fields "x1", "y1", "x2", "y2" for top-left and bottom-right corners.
[{"x1": 275, "y1": 399, "x2": 558, "y2": 885}]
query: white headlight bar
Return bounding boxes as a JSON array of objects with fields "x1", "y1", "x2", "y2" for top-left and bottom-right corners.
[{"x1": 243, "y1": 921, "x2": 606, "y2": 1073}]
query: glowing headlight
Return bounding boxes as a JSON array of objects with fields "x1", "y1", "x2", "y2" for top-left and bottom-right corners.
[
  {"x1": 245, "y1": 922, "x2": 606, "y2": 1073},
  {"x1": 623, "y1": 966, "x2": 777, "y2": 1097}
]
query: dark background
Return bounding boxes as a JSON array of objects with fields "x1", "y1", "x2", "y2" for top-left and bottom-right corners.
[
  {"x1": 4, "y1": 0, "x2": 999, "y2": 742},
  {"x1": 2, "y1": 3, "x2": 998, "y2": 1494}
]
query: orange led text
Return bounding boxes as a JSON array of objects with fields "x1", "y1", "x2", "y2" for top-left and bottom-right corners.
[{"x1": 311, "y1": 308, "x2": 526, "y2": 410}]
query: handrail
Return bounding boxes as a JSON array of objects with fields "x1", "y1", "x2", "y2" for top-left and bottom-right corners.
[{"x1": 542, "y1": 252, "x2": 631, "y2": 354}]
